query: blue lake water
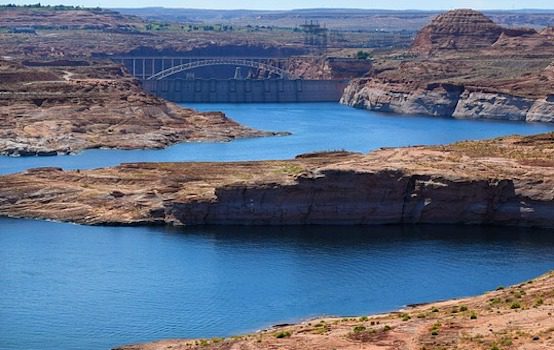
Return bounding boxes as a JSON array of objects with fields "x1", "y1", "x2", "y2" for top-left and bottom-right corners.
[
  {"x1": 1, "y1": 219, "x2": 554, "y2": 350},
  {"x1": 1, "y1": 103, "x2": 554, "y2": 350},
  {"x1": 0, "y1": 103, "x2": 552, "y2": 174}
]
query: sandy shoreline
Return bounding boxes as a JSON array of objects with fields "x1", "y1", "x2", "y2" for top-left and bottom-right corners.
[{"x1": 115, "y1": 270, "x2": 554, "y2": 350}]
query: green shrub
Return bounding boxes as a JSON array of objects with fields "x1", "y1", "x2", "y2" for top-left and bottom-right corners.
[
  {"x1": 430, "y1": 322, "x2": 441, "y2": 335},
  {"x1": 499, "y1": 337, "x2": 513, "y2": 346},
  {"x1": 274, "y1": 331, "x2": 291, "y2": 338},
  {"x1": 355, "y1": 50, "x2": 372, "y2": 60},
  {"x1": 511, "y1": 302, "x2": 521, "y2": 309},
  {"x1": 352, "y1": 325, "x2": 366, "y2": 333}
]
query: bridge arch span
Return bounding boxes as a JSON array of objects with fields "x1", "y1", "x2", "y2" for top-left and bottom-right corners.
[{"x1": 146, "y1": 58, "x2": 293, "y2": 80}]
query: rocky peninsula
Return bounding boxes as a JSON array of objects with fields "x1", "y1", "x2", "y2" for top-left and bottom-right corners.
[
  {"x1": 115, "y1": 270, "x2": 554, "y2": 350},
  {"x1": 0, "y1": 59, "x2": 273, "y2": 156},
  {"x1": 341, "y1": 9, "x2": 554, "y2": 123},
  {"x1": 0, "y1": 132, "x2": 552, "y2": 227}
]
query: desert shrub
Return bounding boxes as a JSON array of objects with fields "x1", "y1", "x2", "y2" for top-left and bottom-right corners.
[{"x1": 274, "y1": 331, "x2": 291, "y2": 338}]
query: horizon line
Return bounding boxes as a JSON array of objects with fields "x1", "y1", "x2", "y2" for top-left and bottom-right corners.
[{"x1": 109, "y1": 6, "x2": 554, "y2": 11}]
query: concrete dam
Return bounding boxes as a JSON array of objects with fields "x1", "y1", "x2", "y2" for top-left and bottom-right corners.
[
  {"x1": 114, "y1": 56, "x2": 351, "y2": 103},
  {"x1": 141, "y1": 79, "x2": 349, "y2": 103}
]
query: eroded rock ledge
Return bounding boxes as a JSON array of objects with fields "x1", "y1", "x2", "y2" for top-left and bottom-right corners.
[
  {"x1": 341, "y1": 75, "x2": 554, "y2": 123},
  {"x1": 114, "y1": 270, "x2": 554, "y2": 350},
  {"x1": 0, "y1": 133, "x2": 552, "y2": 227},
  {"x1": 341, "y1": 9, "x2": 554, "y2": 123},
  {"x1": 0, "y1": 59, "x2": 274, "y2": 156}
]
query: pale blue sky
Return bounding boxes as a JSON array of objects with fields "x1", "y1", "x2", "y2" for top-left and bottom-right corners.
[{"x1": 7, "y1": 0, "x2": 554, "y2": 10}]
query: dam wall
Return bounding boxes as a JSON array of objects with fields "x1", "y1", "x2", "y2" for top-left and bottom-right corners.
[{"x1": 141, "y1": 79, "x2": 349, "y2": 103}]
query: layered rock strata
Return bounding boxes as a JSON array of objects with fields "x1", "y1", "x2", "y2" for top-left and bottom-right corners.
[
  {"x1": 0, "y1": 133, "x2": 552, "y2": 227},
  {"x1": 342, "y1": 72, "x2": 554, "y2": 122},
  {"x1": 342, "y1": 73, "x2": 554, "y2": 122},
  {"x1": 411, "y1": 9, "x2": 504, "y2": 53}
]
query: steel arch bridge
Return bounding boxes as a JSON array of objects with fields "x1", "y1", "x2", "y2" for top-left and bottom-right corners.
[{"x1": 146, "y1": 58, "x2": 292, "y2": 80}]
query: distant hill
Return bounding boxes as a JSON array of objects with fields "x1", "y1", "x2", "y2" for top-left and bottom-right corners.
[
  {"x1": 114, "y1": 8, "x2": 554, "y2": 31},
  {"x1": 0, "y1": 5, "x2": 143, "y2": 30}
]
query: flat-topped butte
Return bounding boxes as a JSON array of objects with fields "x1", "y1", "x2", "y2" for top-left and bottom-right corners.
[{"x1": 0, "y1": 133, "x2": 552, "y2": 227}]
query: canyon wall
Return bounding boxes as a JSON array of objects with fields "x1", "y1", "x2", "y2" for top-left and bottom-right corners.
[
  {"x1": 341, "y1": 79, "x2": 554, "y2": 122},
  {"x1": 172, "y1": 170, "x2": 552, "y2": 227}
]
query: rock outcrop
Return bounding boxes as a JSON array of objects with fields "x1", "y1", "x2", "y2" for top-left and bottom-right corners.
[
  {"x1": 342, "y1": 79, "x2": 463, "y2": 117},
  {"x1": 411, "y1": 9, "x2": 503, "y2": 54},
  {"x1": 341, "y1": 9, "x2": 554, "y2": 122},
  {"x1": 282, "y1": 57, "x2": 373, "y2": 80},
  {"x1": 115, "y1": 270, "x2": 554, "y2": 350},
  {"x1": 0, "y1": 133, "x2": 552, "y2": 227},
  {"x1": 453, "y1": 91, "x2": 535, "y2": 121},
  {"x1": 0, "y1": 60, "x2": 274, "y2": 156}
]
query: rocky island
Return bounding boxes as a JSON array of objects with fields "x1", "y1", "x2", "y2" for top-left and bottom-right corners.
[
  {"x1": 0, "y1": 132, "x2": 552, "y2": 227},
  {"x1": 341, "y1": 9, "x2": 554, "y2": 122}
]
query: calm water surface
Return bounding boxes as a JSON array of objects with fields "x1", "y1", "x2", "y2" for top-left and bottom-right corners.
[
  {"x1": 0, "y1": 103, "x2": 552, "y2": 174},
  {"x1": 1, "y1": 219, "x2": 554, "y2": 350},
  {"x1": 1, "y1": 104, "x2": 554, "y2": 350}
]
